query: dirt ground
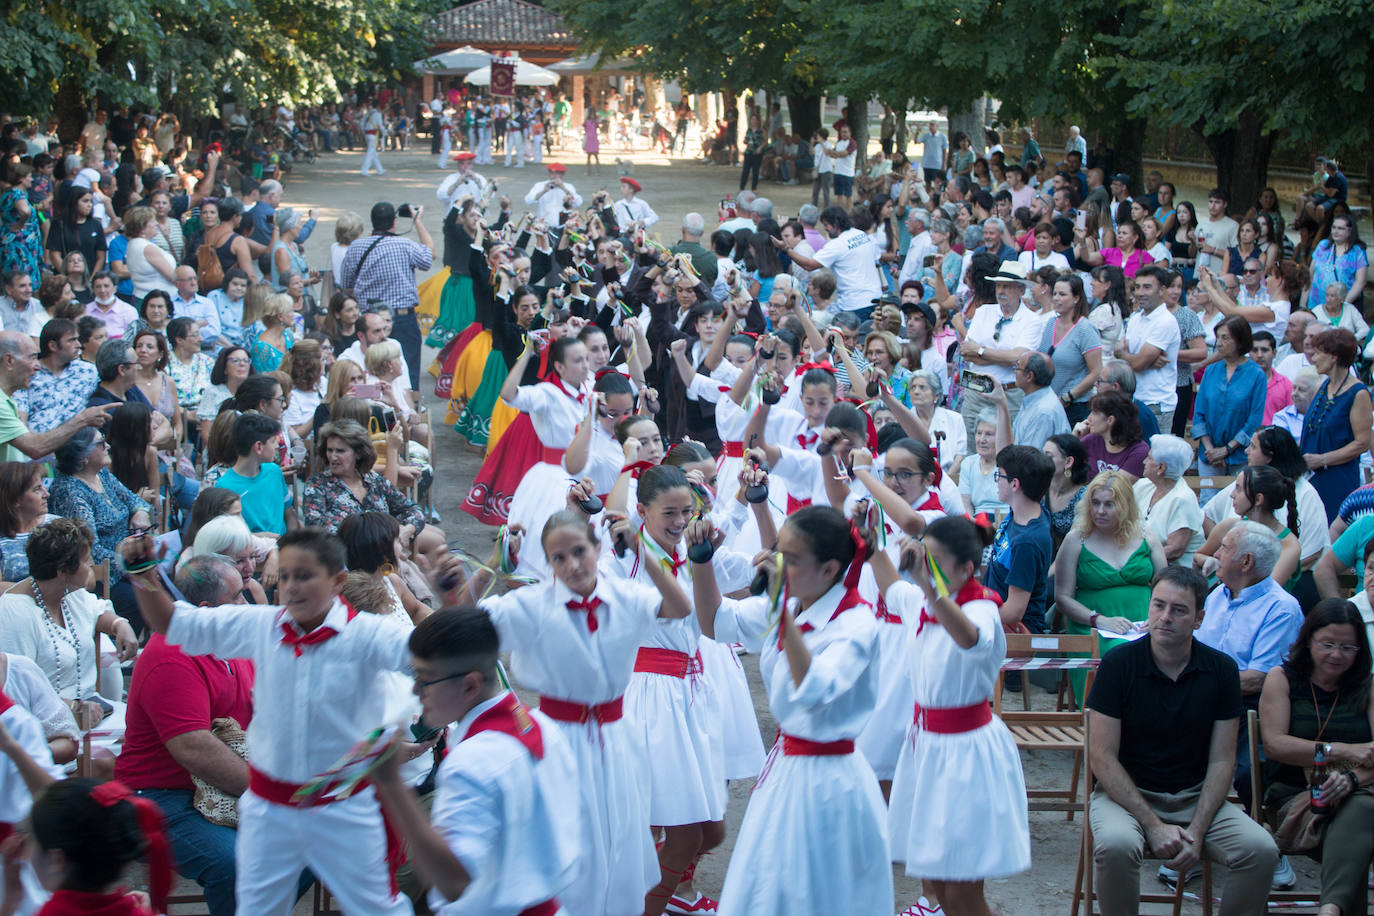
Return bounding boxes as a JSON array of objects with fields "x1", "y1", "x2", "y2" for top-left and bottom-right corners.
[{"x1": 272, "y1": 142, "x2": 1323, "y2": 914}]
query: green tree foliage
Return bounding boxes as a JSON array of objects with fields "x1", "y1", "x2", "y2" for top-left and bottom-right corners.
[{"x1": 0, "y1": 0, "x2": 447, "y2": 123}]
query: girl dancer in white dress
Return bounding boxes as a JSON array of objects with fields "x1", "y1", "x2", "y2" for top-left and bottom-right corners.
[
  {"x1": 875, "y1": 515, "x2": 1031, "y2": 915},
  {"x1": 454, "y1": 507, "x2": 693, "y2": 916},
  {"x1": 690, "y1": 505, "x2": 893, "y2": 916}
]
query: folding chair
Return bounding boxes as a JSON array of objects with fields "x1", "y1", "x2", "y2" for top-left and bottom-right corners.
[
  {"x1": 1072, "y1": 715, "x2": 1211, "y2": 916},
  {"x1": 995, "y1": 632, "x2": 1100, "y2": 818}
]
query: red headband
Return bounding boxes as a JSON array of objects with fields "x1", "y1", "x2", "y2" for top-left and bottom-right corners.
[
  {"x1": 845, "y1": 519, "x2": 866, "y2": 589},
  {"x1": 90, "y1": 780, "x2": 172, "y2": 914}
]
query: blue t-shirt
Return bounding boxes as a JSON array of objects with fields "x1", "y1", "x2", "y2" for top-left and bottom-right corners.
[
  {"x1": 983, "y1": 510, "x2": 1053, "y2": 632},
  {"x1": 106, "y1": 235, "x2": 134, "y2": 297},
  {"x1": 217, "y1": 462, "x2": 291, "y2": 535}
]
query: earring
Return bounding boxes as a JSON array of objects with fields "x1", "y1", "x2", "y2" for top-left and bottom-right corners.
[
  {"x1": 379, "y1": 562, "x2": 396, "y2": 577},
  {"x1": 1065, "y1": 468, "x2": 1071, "y2": 478}
]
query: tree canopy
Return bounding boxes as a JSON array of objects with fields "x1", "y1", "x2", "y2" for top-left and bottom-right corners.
[{"x1": 0, "y1": 0, "x2": 447, "y2": 121}]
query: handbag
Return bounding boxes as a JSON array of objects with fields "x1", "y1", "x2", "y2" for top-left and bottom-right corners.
[
  {"x1": 1271, "y1": 791, "x2": 1329, "y2": 854},
  {"x1": 192, "y1": 717, "x2": 248, "y2": 828},
  {"x1": 368, "y1": 411, "x2": 390, "y2": 464},
  {"x1": 196, "y1": 241, "x2": 224, "y2": 292}
]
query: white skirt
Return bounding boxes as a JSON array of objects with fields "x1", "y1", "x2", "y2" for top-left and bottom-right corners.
[
  {"x1": 856, "y1": 618, "x2": 912, "y2": 781},
  {"x1": 699, "y1": 637, "x2": 764, "y2": 779},
  {"x1": 506, "y1": 460, "x2": 571, "y2": 580},
  {"x1": 543, "y1": 716, "x2": 659, "y2": 916},
  {"x1": 624, "y1": 668, "x2": 727, "y2": 825},
  {"x1": 719, "y1": 748, "x2": 893, "y2": 916},
  {"x1": 887, "y1": 717, "x2": 1032, "y2": 881}
]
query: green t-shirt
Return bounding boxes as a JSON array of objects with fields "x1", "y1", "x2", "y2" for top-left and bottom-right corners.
[
  {"x1": 218, "y1": 463, "x2": 291, "y2": 536},
  {"x1": 0, "y1": 389, "x2": 30, "y2": 463}
]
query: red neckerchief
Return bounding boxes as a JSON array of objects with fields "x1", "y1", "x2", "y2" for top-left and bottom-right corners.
[
  {"x1": 915, "y1": 578, "x2": 1002, "y2": 636},
  {"x1": 796, "y1": 430, "x2": 819, "y2": 449},
  {"x1": 780, "y1": 586, "x2": 868, "y2": 650},
  {"x1": 547, "y1": 373, "x2": 586, "y2": 404},
  {"x1": 628, "y1": 525, "x2": 685, "y2": 578},
  {"x1": 565, "y1": 594, "x2": 603, "y2": 632},
  {"x1": 35, "y1": 890, "x2": 154, "y2": 916},
  {"x1": 279, "y1": 602, "x2": 360, "y2": 657},
  {"x1": 0, "y1": 689, "x2": 13, "y2": 716},
  {"x1": 912, "y1": 489, "x2": 943, "y2": 513},
  {"x1": 462, "y1": 692, "x2": 545, "y2": 760}
]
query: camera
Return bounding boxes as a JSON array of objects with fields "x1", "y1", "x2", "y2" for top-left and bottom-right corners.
[{"x1": 397, "y1": 203, "x2": 415, "y2": 219}]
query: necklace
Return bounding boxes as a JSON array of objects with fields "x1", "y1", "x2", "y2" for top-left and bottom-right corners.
[
  {"x1": 30, "y1": 580, "x2": 83, "y2": 698},
  {"x1": 1310, "y1": 681, "x2": 1340, "y2": 741}
]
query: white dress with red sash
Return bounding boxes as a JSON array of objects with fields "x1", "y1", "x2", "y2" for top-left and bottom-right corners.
[
  {"x1": 604, "y1": 536, "x2": 753, "y2": 824},
  {"x1": 712, "y1": 396, "x2": 801, "y2": 558},
  {"x1": 165, "y1": 598, "x2": 414, "y2": 915},
  {"x1": 504, "y1": 375, "x2": 596, "y2": 581},
  {"x1": 884, "y1": 580, "x2": 1031, "y2": 880},
  {"x1": 0, "y1": 690, "x2": 61, "y2": 915},
  {"x1": 429, "y1": 691, "x2": 579, "y2": 916},
  {"x1": 479, "y1": 574, "x2": 663, "y2": 916},
  {"x1": 711, "y1": 583, "x2": 893, "y2": 916},
  {"x1": 854, "y1": 487, "x2": 952, "y2": 781}
]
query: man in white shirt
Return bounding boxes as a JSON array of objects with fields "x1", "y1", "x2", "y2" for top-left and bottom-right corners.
[
  {"x1": 524, "y1": 163, "x2": 583, "y2": 227},
  {"x1": 956, "y1": 260, "x2": 1043, "y2": 448},
  {"x1": 358, "y1": 99, "x2": 386, "y2": 176},
  {"x1": 612, "y1": 177, "x2": 658, "y2": 230},
  {"x1": 1195, "y1": 188, "x2": 1239, "y2": 273},
  {"x1": 1276, "y1": 317, "x2": 1322, "y2": 381},
  {"x1": 824, "y1": 121, "x2": 859, "y2": 209},
  {"x1": 436, "y1": 152, "x2": 489, "y2": 214},
  {"x1": 896, "y1": 209, "x2": 934, "y2": 288},
  {"x1": 170, "y1": 266, "x2": 223, "y2": 350},
  {"x1": 0, "y1": 271, "x2": 47, "y2": 338},
  {"x1": 783, "y1": 206, "x2": 880, "y2": 316},
  {"x1": 1114, "y1": 265, "x2": 1182, "y2": 432},
  {"x1": 919, "y1": 122, "x2": 948, "y2": 183},
  {"x1": 1274, "y1": 309, "x2": 1313, "y2": 367}
]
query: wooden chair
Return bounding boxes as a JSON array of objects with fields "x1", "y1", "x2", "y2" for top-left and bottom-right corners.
[
  {"x1": 1182, "y1": 476, "x2": 1227, "y2": 499},
  {"x1": 995, "y1": 632, "x2": 1100, "y2": 818},
  {"x1": 313, "y1": 884, "x2": 342, "y2": 915},
  {"x1": 93, "y1": 559, "x2": 111, "y2": 603},
  {"x1": 1072, "y1": 715, "x2": 1210, "y2": 916}
]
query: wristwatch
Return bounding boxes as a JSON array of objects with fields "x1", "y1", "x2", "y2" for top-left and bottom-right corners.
[
  {"x1": 1324, "y1": 742, "x2": 1334, "y2": 757},
  {"x1": 978, "y1": 346, "x2": 986, "y2": 358}
]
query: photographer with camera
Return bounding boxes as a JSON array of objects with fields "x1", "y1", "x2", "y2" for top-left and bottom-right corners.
[{"x1": 339, "y1": 201, "x2": 435, "y2": 391}]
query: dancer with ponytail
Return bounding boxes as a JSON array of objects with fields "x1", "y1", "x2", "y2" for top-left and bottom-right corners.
[
  {"x1": 435, "y1": 506, "x2": 693, "y2": 916},
  {"x1": 690, "y1": 505, "x2": 892, "y2": 916},
  {"x1": 2, "y1": 778, "x2": 172, "y2": 916},
  {"x1": 874, "y1": 516, "x2": 1031, "y2": 915}
]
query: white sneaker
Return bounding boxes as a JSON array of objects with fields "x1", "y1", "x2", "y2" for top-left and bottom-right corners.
[
  {"x1": 1157, "y1": 863, "x2": 1203, "y2": 887},
  {"x1": 1272, "y1": 854, "x2": 1296, "y2": 889},
  {"x1": 896, "y1": 898, "x2": 944, "y2": 916}
]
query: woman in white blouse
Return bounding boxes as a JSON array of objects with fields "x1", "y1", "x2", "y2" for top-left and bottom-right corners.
[
  {"x1": 0, "y1": 519, "x2": 137, "y2": 728},
  {"x1": 122, "y1": 205, "x2": 178, "y2": 302},
  {"x1": 1131, "y1": 434, "x2": 1205, "y2": 568}
]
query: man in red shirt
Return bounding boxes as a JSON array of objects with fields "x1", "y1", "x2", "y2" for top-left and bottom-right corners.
[{"x1": 114, "y1": 554, "x2": 255, "y2": 916}]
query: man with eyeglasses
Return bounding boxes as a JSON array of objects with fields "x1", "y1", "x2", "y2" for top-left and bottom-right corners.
[
  {"x1": 0, "y1": 330, "x2": 113, "y2": 463},
  {"x1": 1191, "y1": 519, "x2": 1302, "y2": 889},
  {"x1": 955, "y1": 260, "x2": 1041, "y2": 451},
  {"x1": 86, "y1": 338, "x2": 175, "y2": 449}
]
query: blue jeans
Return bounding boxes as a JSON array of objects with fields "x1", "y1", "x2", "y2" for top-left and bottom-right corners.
[
  {"x1": 138, "y1": 789, "x2": 314, "y2": 915},
  {"x1": 391, "y1": 310, "x2": 422, "y2": 391}
]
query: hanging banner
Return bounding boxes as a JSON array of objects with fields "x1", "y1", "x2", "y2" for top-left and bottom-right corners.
[{"x1": 491, "y1": 59, "x2": 516, "y2": 97}]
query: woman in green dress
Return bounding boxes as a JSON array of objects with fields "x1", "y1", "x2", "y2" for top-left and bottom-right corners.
[{"x1": 1054, "y1": 469, "x2": 1167, "y2": 701}]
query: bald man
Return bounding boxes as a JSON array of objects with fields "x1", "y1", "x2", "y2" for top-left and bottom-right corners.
[{"x1": 171, "y1": 266, "x2": 224, "y2": 350}]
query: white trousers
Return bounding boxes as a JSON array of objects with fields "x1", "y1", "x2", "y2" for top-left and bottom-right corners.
[
  {"x1": 505, "y1": 130, "x2": 525, "y2": 166},
  {"x1": 235, "y1": 789, "x2": 412, "y2": 916},
  {"x1": 361, "y1": 135, "x2": 384, "y2": 175},
  {"x1": 477, "y1": 127, "x2": 493, "y2": 164},
  {"x1": 437, "y1": 131, "x2": 452, "y2": 167},
  {"x1": 529, "y1": 137, "x2": 543, "y2": 163}
]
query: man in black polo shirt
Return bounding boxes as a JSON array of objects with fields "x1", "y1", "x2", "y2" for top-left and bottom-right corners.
[{"x1": 1086, "y1": 566, "x2": 1277, "y2": 915}]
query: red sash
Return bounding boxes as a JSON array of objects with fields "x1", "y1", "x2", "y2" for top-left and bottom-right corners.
[
  {"x1": 464, "y1": 692, "x2": 544, "y2": 760},
  {"x1": 633, "y1": 648, "x2": 703, "y2": 679},
  {"x1": 538, "y1": 695, "x2": 624, "y2": 726},
  {"x1": 721, "y1": 441, "x2": 744, "y2": 458},
  {"x1": 912, "y1": 700, "x2": 993, "y2": 734},
  {"x1": 248, "y1": 766, "x2": 406, "y2": 895},
  {"x1": 541, "y1": 446, "x2": 567, "y2": 465},
  {"x1": 519, "y1": 901, "x2": 560, "y2": 916},
  {"x1": 781, "y1": 734, "x2": 854, "y2": 756},
  {"x1": 35, "y1": 890, "x2": 154, "y2": 916}
]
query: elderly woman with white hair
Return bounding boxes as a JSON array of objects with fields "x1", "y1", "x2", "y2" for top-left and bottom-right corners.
[
  {"x1": 270, "y1": 207, "x2": 311, "y2": 293},
  {"x1": 177, "y1": 514, "x2": 270, "y2": 604},
  {"x1": 956, "y1": 407, "x2": 1007, "y2": 516},
  {"x1": 1131, "y1": 433, "x2": 1205, "y2": 566},
  {"x1": 906, "y1": 368, "x2": 966, "y2": 470}
]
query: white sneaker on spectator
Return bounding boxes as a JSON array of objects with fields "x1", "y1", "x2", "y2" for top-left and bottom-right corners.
[
  {"x1": 1157, "y1": 863, "x2": 1203, "y2": 887},
  {"x1": 1272, "y1": 854, "x2": 1296, "y2": 889}
]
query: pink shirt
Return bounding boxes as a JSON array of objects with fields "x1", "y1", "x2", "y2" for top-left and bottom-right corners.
[
  {"x1": 1100, "y1": 247, "x2": 1154, "y2": 278},
  {"x1": 84, "y1": 298, "x2": 140, "y2": 338},
  {"x1": 1263, "y1": 369, "x2": 1293, "y2": 425}
]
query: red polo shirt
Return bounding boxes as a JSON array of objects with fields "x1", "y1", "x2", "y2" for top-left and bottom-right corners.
[{"x1": 114, "y1": 634, "x2": 254, "y2": 791}]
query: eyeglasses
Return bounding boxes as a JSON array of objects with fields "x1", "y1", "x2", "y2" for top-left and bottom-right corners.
[
  {"x1": 880, "y1": 468, "x2": 921, "y2": 483},
  {"x1": 1315, "y1": 642, "x2": 1361, "y2": 655},
  {"x1": 227, "y1": 357, "x2": 251, "y2": 366},
  {"x1": 413, "y1": 670, "x2": 471, "y2": 690},
  {"x1": 1242, "y1": 268, "x2": 1261, "y2": 275},
  {"x1": 91, "y1": 436, "x2": 107, "y2": 448},
  {"x1": 992, "y1": 469, "x2": 1007, "y2": 482},
  {"x1": 271, "y1": 396, "x2": 288, "y2": 406}
]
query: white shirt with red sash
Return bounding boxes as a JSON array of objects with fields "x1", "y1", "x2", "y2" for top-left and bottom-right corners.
[{"x1": 430, "y1": 691, "x2": 579, "y2": 916}]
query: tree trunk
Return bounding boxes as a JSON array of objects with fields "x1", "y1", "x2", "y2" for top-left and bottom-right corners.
[
  {"x1": 947, "y1": 98, "x2": 984, "y2": 157},
  {"x1": 895, "y1": 107, "x2": 909, "y2": 158},
  {"x1": 1109, "y1": 117, "x2": 1148, "y2": 199},
  {"x1": 843, "y1": 97, "x2": 869, "y2": 166},
  {"x1": 1199, "y1": 111, "x2": 1275, "y2": 218},
  {"x1": 785, "y1": 89, "x2": 822, "y2": 143},
  {"x1": 55, "y1": 79, "x2": 88, "y2": 147}
]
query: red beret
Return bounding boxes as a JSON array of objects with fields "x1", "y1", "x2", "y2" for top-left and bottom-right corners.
[
  {"x1": 451, "y1": 151, "x2": 476, "y2": 161},
  {"x1": 546, "y1": 162, "x2": 568, "y2": 173},
  {"x1": 619, "y1": 177, "x2": 642, "y2": 192}
]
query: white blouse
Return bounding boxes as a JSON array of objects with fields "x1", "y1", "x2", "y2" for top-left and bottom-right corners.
[{"x1": 0, "y1": 589, "x2": 108, "y2": 701}]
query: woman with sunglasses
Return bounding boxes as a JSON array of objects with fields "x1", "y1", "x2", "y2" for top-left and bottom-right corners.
[{"x1": 46, "y1": 428, "x2": 153, "y2": 628}]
